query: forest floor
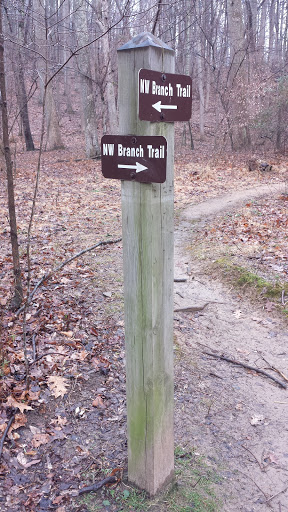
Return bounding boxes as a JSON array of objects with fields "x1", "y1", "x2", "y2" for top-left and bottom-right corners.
[{"x1": 1, "y1": 124, "x2": 288, "y2": 512}]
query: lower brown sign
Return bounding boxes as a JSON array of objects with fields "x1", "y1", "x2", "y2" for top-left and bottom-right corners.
[{"x1": 101, "y1": 135, "x2": 167, "y2": 183}]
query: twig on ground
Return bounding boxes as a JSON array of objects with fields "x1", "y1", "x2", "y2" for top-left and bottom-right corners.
[
  {"x1": 0, "y1": 415, "x2": 15, "y2": 459},
  {"x1": 203, "y1": 352, "x2": 287, "y2": 389},
  {"x1": 16, "y1": 237, "x2": 122, "y2": 317},
  {"x1": 241, "y1": 444, "x2": 264, "y2": 471},
  {"x1": 266, "y1": 486, "x2": 288, "y2": 504},
  {"x1": 261, "y1": 355, "x2": 288, "y2": 383},
  {"x1": 175, "y1": 303, "x2": 209, "y2": 313},
  {"x1": 192, "y1": 476, "x2": 202, "y2": 488},
  {"x1": 32, "y1": 334, "x2": 36, "y2": 361},
  {"x1": 29, "y1": 352, "x2": 67, "y2": 366},
  {"x1": 175, "y1": 301, "x2": 226, "y2": 313},
  {"x1": 238, "y1": 470, "x2": 271, "y2": 507},
  {"x1": 78, "y1": 475, "x2": 118, "y2": 495}
]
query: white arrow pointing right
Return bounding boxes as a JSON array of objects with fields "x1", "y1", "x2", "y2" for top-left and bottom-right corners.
[
  {"x1": 152, "y1": 101, "x2": 178, "y2": 113},
  {"x1": 118, "y1": 162, "x2": 148, "y2": 173}
]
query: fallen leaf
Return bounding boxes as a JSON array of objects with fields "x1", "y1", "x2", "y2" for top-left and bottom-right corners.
[
  {"x1": 75, "y1": 407, "x2": 86, "y2": 417},
  {"x1": 5, "y1": 396, "x2": 33, "y2": 414},
  {"x1": 60, "y1": 331, "x2": 73, "y2": 338},
  {"x1": 11, "y1": 413, "x2": 27, "y2": 431},
  {"x1": 264, "y1": 451, "x2": 279, "y2": 464},
  {"x1": 250, "y1": 414, "x2": 265, "y2": 426},
  {"x1": 30, "y1": 425, "x2": 41, "y2": 435},
  {"x1": 31, "y1": 432, "x2": 51, "y2": 448},
  {"x1": 25, "y1": 460, "x2": 42, "y2": 468},
  {"x1": 17, "y1": 453, "x2": 41, "y2": 468},
  {"x1": 265, "y1": 301, "x2": 275, "y2": 312},
  {"x1": 51, "y1": 415, "x2": 68, "y2": 427},
  {"x1": 92, "y1": 395, "x2": 105, "y2": 408},
  {"x1": 47, "y1": 376, "x2": 69, "y2": 398},
  {"x1": 91, "y1": 357, "x2": 100, "y2": 370},
  {"x1": 17, "y1": 453, "x2": 27, "y2": 466}
]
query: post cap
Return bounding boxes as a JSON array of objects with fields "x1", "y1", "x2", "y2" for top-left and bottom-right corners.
[{"x1": 118, "y1": 32, "x2": 174, "y2": 52}]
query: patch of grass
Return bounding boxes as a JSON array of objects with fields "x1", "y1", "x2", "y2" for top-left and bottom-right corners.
[
  {"x1": 216, "y1": 258, "x2": 288, "y2": 297},
  {"x1": 77, "y1": 447, "x2": 222, "y2": 512},
  {"x1": 117, "y1": 488, "x2": 149, "y2": 511},
  {"x1": 169, "y1": 447, "x2": 221, "y2": 512}
]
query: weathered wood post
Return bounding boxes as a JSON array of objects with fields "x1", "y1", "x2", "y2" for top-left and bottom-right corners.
[{"x1": 117, "y1": 33, "x2": 175, "y2": 495}]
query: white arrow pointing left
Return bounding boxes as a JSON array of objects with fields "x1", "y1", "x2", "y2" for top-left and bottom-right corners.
[
  {"x1": 118, "y1": 162, "x2": 148, "y2": 173},
  {"x1": 152, "y1": 101, "x2": 178, "y2": 113}
]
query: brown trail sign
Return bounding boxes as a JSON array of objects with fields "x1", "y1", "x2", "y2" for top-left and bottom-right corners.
[
  {"x1": 101, "y1": 135, "x2": 167, "y2": 183},
  {"x1": 139, "y1": 68, "x2": 192, "y2": 122}
]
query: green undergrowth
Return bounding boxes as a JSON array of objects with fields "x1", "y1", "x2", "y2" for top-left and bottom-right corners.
[
  {"x1": 214, "y1": 258, "x2": 288, "y2": 316},
  {"x1": 77, "y1": 447, "x2": 222, "y2": 512}
]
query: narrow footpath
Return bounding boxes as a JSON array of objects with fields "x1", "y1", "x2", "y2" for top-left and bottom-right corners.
[{"x1": 173, "y1": 181, "x2": 288, "y2": 512}]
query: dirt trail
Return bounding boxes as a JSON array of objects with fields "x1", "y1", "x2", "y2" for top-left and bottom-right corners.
[
  {"x1": 174, "y1": 181, "x2": 288, "y2": 512},
  {"x1": 183, "y1": 181, "x2": 286, "y2": 221}
]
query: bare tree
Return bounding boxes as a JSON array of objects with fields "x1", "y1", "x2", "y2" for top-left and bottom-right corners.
[
  {"x1": 4, "y1": 0, "x2": 35, "y2": 151},
  {"x1": 0, "y1": 0, "x2": 23, "y2": 309}
]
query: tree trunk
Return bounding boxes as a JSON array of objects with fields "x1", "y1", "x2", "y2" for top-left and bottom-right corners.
[
  {"x1": 258, "y1": 0, "x2": 267, "y2": 62},
  {"x1": 4, "y1": 2, "x2": 35, "y2": 151},
  {"x1": 226, "y1": 0, "x2": 251, "y2": 149},
  {"x1": 12, "y1": 51, "x2": 35, "y2": 151},
  {"x1": 62, "y1": 0, "x2": 74, "y2": 114},
  {"x1": 95, "y1": 0, "x2": 118, "y2": 134},
  {"x1": 74, "y1": 0, "x2": 100, "y2": 158},
  {"x1": 45, "y1": 81, "x2": 64, "y2": 150},
  {"x1": 0, "y1": 0, "x2": 23, "y2": 309}
]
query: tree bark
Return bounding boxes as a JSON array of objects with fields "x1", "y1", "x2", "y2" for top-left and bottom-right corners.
[
  {"x1": 45, "y1": 81, "x2": 64, "y2": 150},
  {"x1": 12, "y1": 51, "x2": 35, "y2": 151},
  {"x1": 258, "y1": 0, "x2": 268, "y2": 62},
  {"x1": 0, "y1": 0, "x2": 23, "y2": 309},
  {"x1": 74, "y1": 0, "x2": 100, "y2": 158},
  {"x1": 226, "y1": 0, "x2": 251, "y2": 149},
  {"x1": 4, "y1": 1, "x2": 35, "y2": 151},
  {"x1": 44, "y1": 0, "x2": 64, "y2": 150},
  {"x1": 95, "y1": 0, "x2": 118, "y2": 134}
]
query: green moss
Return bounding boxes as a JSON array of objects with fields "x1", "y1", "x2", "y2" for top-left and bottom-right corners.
[{"x1": 215, "y1": 258, "x2": 288, "y2": 307}]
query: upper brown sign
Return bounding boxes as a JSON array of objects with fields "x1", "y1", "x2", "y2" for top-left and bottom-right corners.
[
  {"x1": 101, "y1": 135, "x2": 167, "y2": 183},
  {"x1": 138, "y1": 69, "x2": 192, "y2": 122}
]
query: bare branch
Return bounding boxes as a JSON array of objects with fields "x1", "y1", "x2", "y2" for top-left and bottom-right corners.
[{"x1": 16, "y1": 238, "x2": 122, "y2": 317}]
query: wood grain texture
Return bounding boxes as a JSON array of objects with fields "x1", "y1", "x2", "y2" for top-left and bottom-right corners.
[{"x1": 118, "y1": 35, "x2": 175, "y2": 495}]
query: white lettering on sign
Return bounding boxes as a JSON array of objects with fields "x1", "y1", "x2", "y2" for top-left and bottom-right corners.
[
  {"x1": 140, "y1": 79, "x2": 150, "y2": 94},
  {"x1": 147, "y1": 145, "x2": 165, "y2": 158},
  {"x1": 151, "y1": 81, "x2": 173, "y2": 97},
  {"x1": 103, "y1": 143, "x2": 115, "y2": 156},
  {"x1": 118, "y1": 144, "x2": 144, "y2": 158},
  {"x1": 176, "y1": 83, "x2": 191, "y2": 97}
]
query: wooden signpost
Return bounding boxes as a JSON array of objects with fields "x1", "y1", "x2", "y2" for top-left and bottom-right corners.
[{"x1": 101, "y1": 32, "x2": 192, "y2": 496}]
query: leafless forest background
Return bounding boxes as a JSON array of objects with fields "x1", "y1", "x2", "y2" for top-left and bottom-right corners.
[{"x1": 2, "y1": 0, "x2": 288, "y2": 158}]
